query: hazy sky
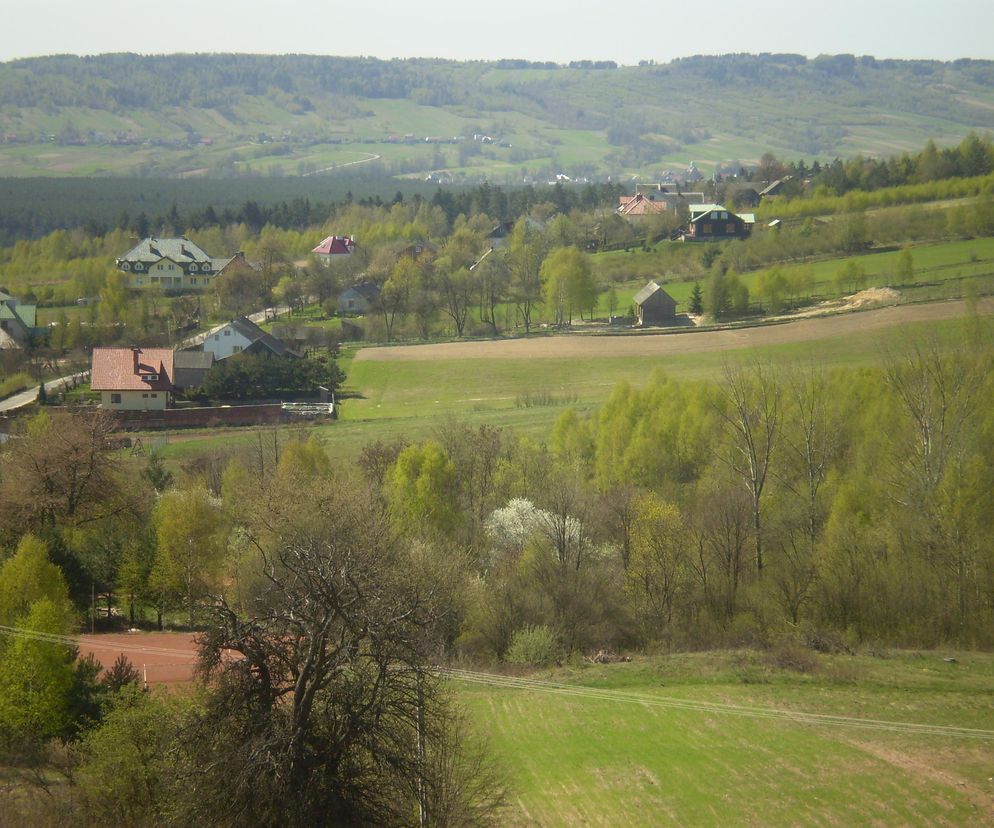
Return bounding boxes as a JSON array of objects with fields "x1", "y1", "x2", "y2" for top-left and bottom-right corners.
[{"x1": 4, "y1": 0, "x2": 994, "y2": 65}]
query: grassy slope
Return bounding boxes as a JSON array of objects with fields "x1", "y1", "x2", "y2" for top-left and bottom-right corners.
[
  {"x1": 4, "y1": 56, "x2": 994, "y2": 178},
  {"x1": 458, "y1": 651, "x2": 994, "y2": 825},
  {"x1": 151, "y1": 309, "x2": 986, "y2": 465}
]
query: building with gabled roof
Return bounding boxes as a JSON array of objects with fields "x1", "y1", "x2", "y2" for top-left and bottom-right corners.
[
  {"x1": 681, "y1": 205, "x2": 754, "y2": 241},
  {"x1": 633, "y1": 281, "x2": 678, "y2": 326},
  {"x1": 337, "y1": 282, "x2": 381, "y2": 315},
  {"x1": 312, "y1": 235, "x2": 356, "y2": 266},
  {"x1": 618, "y1": 185, "x2": 706, "y2": 218},
  {"x1": 91, "y1": 347, "x2": 175, "y2": 410},
  {"x1": 116, "y1": 236, "x2": 229, "y2": 290},
  {"x1": 201, "y1": 316, "x2": 300, "y2": 361},
  {"x1": 0, "y1": 292, "x2": 41, "y2": 348}
]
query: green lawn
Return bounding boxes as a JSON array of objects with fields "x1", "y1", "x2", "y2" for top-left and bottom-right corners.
[{"x1": 457, "y1": 651, "x2": 994, "y2": 826}]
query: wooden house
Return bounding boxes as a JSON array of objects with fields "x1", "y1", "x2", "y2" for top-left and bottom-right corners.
[
  {"x1": 633, "y1": 281, "x2": 677, "y2": 326},
  {"x1": 682, "y1": 205, "x2": 754, "y2": 241}
]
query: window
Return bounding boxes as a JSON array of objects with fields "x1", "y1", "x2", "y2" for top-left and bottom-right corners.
[
  {"x1": 727, "y1": 223, "x2": 736, "y2": 233},
  {"x1": 122, "y1": 262, "x2": 130, "y2": 270},
  {"x1": 135, "y1": 263, "x2": 143, "y2": 271},
  {"x1": 703, "y1": 223, "x2": 712, "y2": 234},
  {"x1": 720, "y1": 211, "x2": 728, "y2": 220},
  {"x1": 142, "y1": 393, "x2": 148, "y2": 398},
  {"x1": 224, "y1": 329, "x2": 231, "y2": 336},
  {"x1": 157, "y1": 264, "x2": 163, "y2": 271},
  {"x1": 233, "y1": 345, "x2": 242, "y2": 353},
  {"x1": 151, "y1": 393, "x2": 157, "y2": 398},
  {"x1": 110, "y1": 393, "x2": 121, "y2": 404}
]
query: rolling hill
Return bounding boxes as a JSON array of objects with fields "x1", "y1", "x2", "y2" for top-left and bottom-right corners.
[{"x1": 2, "y1": 53, "x2": 994, "y2": 180}]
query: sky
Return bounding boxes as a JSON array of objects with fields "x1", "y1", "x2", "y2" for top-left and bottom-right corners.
[{"x1": 4, "y1": 0, "x2": 994, "y2": 65}]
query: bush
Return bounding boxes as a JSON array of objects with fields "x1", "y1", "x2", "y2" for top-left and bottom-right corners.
[{"x1": 505, "y1": 625, "x2": 560, "y2": 667}]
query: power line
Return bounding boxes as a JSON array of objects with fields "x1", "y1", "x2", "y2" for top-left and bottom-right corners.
[
  {"x1": 3, "y1": 625, "x2": 991, "y2": 741},
  {"x1": 439, "y1": 667, "x2": 994, "y2": 741}
]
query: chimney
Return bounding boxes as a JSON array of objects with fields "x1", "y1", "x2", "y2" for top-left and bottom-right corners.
[{"x1": 132, "y1": 347, "x2": 142, "y2": 374}]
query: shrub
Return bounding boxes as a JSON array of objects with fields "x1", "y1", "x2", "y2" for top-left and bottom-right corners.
[{"x1": 506, "y1": 625, "x2": 560, "y2": 667}]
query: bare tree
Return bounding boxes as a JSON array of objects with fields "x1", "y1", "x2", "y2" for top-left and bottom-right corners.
[
  {"x1": 715, "y1": 362, "x2": 781, "y2": 576},
  {"x1": 182, "y1": 475, "x2": 504, "y2": 827}
]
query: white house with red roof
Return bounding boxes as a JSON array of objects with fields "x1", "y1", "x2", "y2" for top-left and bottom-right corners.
[
  {"x1": 90, "y1": 347, "x2": 175, "y2": 410},
  {"x1": 311, "y1": 235, "x2": 356, "y2": 266}
]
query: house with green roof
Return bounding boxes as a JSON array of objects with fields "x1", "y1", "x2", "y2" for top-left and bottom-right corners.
[
  {"x1": 115, "y1": 236, "x2": 243, "y2": 291},
  {"x1": 0, "y1": 292, "x2": 42, "y2": 348}
]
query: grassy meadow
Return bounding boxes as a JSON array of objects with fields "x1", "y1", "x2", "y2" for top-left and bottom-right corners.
[{"x1": 456, "y1": 651, "x2": 994, "y2": 825}]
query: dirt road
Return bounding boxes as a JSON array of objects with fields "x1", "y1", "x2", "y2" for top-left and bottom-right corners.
[
  {"x1": 355, "y1": 299, "x2": 991, "y2": 363},
  {"x1": 75, "y1": 631, "x2": 198, "y2": 685}
]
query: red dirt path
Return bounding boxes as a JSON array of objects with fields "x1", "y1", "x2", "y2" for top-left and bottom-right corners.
[{"x1": 75, "y1": 631, "x2": 198, "y2": 685}]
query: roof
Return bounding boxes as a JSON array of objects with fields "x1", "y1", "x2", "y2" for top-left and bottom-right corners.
[
  {"x1": 0, "y1": 302, "x2": 36, "y2": 327},
  {"x1": 91, "y1": 347, "x2": 175, "y2": 392},
  {"x1": 617, "y1": 193, "x2": 667, "y2": 216},
  {"x1": 633, "y1": 281, "x2": 675, "y2": 306},
  {"x1": 688, "y1": 205, "x2": 754, "y2": 225},
  {"x1": 341, "y1": 282, "x2": 381, "y2": 301},
  {"x1": 312, "y1": 236, "x2": 356, "y2": 255},
  {"x1": 117, "y1": 236, "x2": 212, "y2": 265},
  {"x1": 174, "y1": 350, "x2": 215, "y2": 370},
  {"x1": 212, "y1": 317, "x2": 299, "y2": 358}
]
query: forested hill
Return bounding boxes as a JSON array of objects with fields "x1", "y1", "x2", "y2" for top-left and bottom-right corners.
[{"x1": 3, "y1": 53, "x2": 994, "y2": 180}]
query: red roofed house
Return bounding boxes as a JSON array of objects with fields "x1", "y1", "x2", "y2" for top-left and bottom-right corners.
[
  {"x1": 90, "y1": 347, "x2": 175, "y2": 411},
  {"x1": 311, "y1": 235, "x2": 356, "y2": 267}
]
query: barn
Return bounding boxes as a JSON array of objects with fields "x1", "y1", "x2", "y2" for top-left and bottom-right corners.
[{"x1": 633, "y1": 281, "x2": 677, "y2": 326}]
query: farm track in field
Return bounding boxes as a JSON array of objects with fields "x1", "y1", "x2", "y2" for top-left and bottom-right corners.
[{"x1": 354, "y1": 298, "x2": 994, "y2": 363}]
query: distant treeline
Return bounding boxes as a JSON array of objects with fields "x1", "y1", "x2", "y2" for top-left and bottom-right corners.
[{"x1": 0, "y1": 177, "x2": 626, "y2": 244}]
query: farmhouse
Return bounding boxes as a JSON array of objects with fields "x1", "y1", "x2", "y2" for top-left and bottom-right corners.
[
  {"x1": 617, "y1": 185, "x2": 706, "y2": 217},
  {"x1": 337, "y1": 282, "x2": 381, "y2": 315},
  {"x1": 202, "y1": 317, "x2": 300, "y2": 361},
  {"x1": 681, "y1": 204, "x2": 754, "y2": 241},
  {"x1": 312, "y1": 235, "x2": 356, "y2": 266},
  {"x1": 116, "y1": 236, "x2": 234, "y2": 290},
  {"x1": 91, "y1": 347, "x2": 175, "y2": 411},
  {"x1": 0, "y1": 290, "x2": 42, "y2": 348},
  {"x1": 633, "y1": 281, "x2": 678, "y2": 326}
]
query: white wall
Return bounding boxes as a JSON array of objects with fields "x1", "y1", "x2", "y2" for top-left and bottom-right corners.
[{"x1": 203, "y1": 323, "x2": 253, "y2": 360}]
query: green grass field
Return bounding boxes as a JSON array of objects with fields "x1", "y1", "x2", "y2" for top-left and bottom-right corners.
[{"x1": 456, "y1": 651, "x2": 994, "y2": 825}]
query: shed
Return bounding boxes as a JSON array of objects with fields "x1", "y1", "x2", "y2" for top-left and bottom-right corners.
[{"x1": 633, "y1": 281, "x2": 677, "y2": 326}]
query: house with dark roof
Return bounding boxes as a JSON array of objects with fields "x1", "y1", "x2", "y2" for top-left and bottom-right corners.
[
  {"x1": 681, "y1": 205, "x2": 754, "y2": 241},
  {"x1": 0, "y1": 291, "x2": 42, "y2": 348},
  {"x1": 201, "y1": 317, "x2": 300, "y2": 361},
  {"x1": 633, "y1": 281, "x2": 677, "y2": 327},
  {"x1": 116, "y1": 236, "x2": 233, "y2": 290},
  {"x1": 91, "y1": 347, "x2": 175, "y2": 410},
  {"x1": 312, "y1": 235, "x2": 356, "y2": 266},
  {"x1": 337, "y1": 282, "x2": 381, "y2": 315},
  {"x1": 173, "y1": 350, "x2": 215, "y2": 390}
]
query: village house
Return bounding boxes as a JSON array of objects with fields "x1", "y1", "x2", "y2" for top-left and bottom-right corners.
[
  {"x1": 617, "y1": 185, "x2": 705, "y2": 217},
  {"x1": 116, "y1": 236, "x2": 239, "y2": 290},
  {"x1": 0, "y1": 290, "x2": 42, "y2": 348},
  {"x1": 312, "y1": 235, "x2": 356, "y2": 267},
  {"x1": 201, "y1": 316, "x2": 300, "y2": 361},
  {"x1": 90, "y1": 347, "x2": 175, "y2": 411},
  {"x1": 633, "y1": 281, "x2": 678, "y2": 326},
  {"x1": 681, "y1": 204, "x2": 754, "y2": 241},
  {"x1": 337, "y1": 282, "x2": 381, "y2": 315}
]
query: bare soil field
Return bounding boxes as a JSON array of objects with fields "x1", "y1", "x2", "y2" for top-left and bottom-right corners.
[
  {"x1": 355, "y1": 299, "x2": 992, "y2": 363},
  {"x1": 75, "y1": 632, "x2": 198, "y2": 685}
]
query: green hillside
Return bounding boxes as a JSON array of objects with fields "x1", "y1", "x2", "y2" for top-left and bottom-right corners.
[{"x1": 3, "y1": 53, "x2": 994, "y2": 179}]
